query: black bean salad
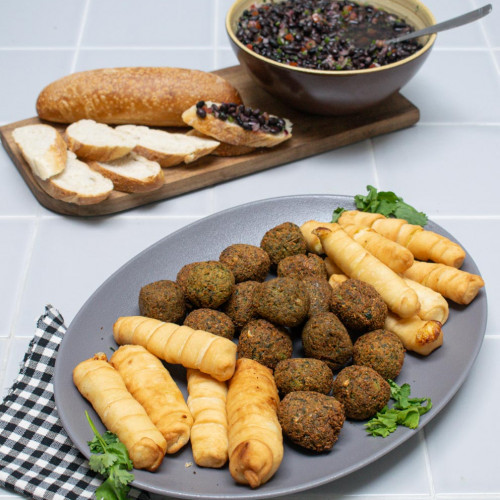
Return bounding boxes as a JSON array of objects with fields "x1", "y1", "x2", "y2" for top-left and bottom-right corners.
[
  {"x1": 235, "y1": 0, "x2": 423, "y2": 70},
  {"x1": 196, "y1": 101, "x2": 288, "y2": 134}
]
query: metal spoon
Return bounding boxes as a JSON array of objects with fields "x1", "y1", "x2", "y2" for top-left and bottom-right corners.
[{"x1": 384, "y1": 3, "x2": 492, "y2": 44}]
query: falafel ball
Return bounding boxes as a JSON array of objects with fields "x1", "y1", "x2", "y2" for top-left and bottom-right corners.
[
  {"x1": 302, "y1": 312, "x2": 353, "y2": 371},
  {"x1": 332, "y1": 365, "x2": 391, "y2": 420},
  {"x1": 330, "y1": 279, "x2": 388, "y2": 337},
  {"x1": 353, "y1": 329, "x2": 405, "y2": 380},
  {"x1": 278, "y1": 391, "x2": 345, "y2": 452},
  {"x1": 183, "y1": 308, "x2": 235, "y2": 340},
  {"x1": 237, "y1": 319, "x2": 293, "y2": 369},
  {"x1": 274, "y1": 358, "x2": 333, "y2": 396},
  {"x1": 277, "y1": 253, "x2": 328, "y2": 280},
  {"x1": 301, "y1": 277, "x2": 333, "y2": 317},
  {"x1": 222, "y1": 280, "x2": 259, "y2": 328},
  {"x1": 139, "y1": 280, "x2": 186, "y2": 323},
  {"x1": 253, "y1": 277, "x2": 310, "y2": 328},
  {"x1": 181, "y1": 261, "x2": 235, "y2": 309},
  {"x1": 219, "y1": 243, "x2": 271, "y2": 283},
  {"x1": 260, "y1": 222, "x2": 307, "y2": 267}
]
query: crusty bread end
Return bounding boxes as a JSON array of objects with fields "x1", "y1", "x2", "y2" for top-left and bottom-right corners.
[{"x1": 12, "y1": 124, "x2": 67, "y2": 180}]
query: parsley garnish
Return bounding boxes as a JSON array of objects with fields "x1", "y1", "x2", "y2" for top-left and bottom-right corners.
[
  {"x1": 86, "y1": 411, "x2": 135, "y2": 500},
  {"x1": 365, "y1": 380, "x2": 432, "y2": 437},
  {"x1": 331, "y1": 185, "x2": 428, "y2": 226}
]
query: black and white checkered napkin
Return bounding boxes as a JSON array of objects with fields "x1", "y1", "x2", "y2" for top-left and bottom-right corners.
[{"x1": 0, "y1": 305, "x2": 150, "y2": 500}]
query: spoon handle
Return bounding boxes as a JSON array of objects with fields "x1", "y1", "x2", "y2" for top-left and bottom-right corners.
[{"x1": 385, "y1": 3, "x2": 493, "y2": 44}]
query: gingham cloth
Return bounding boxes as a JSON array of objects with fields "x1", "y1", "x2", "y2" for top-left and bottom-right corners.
[{"x1": 0, "y1": 305, "x2": 150, "y2": 500}]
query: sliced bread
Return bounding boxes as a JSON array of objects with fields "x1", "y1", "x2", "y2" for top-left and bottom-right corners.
[
  {"x1": 39, "y1": 151, "x2": 114, "y2": 205},
  {"x1": 181, "y1": 101, "x2": 293, "y2": 148},
  {"x1": 65, "y1": 119, "x2": 136, "y2": 162},
  {"x1": 12, "y1": 124, "x2": 67, "y2": 180},
  {"x1": 88, "y1": 153, "x2": 165, "y2": 193},
  {"x1": 116, "y1": 124, "x2": 220, "y2": 167},
  {"x1": 185, "y1": 129, "x2": 255, "y2": 157}
]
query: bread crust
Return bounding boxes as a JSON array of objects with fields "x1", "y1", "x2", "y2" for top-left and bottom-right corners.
[
  {"x1": 186, "y1": 129, "x2": 255, "y2": 157},
  {"x1": 36, "y1": 67, "x2": 243, "y2": 126},
  {"x1": 65, "y1": 135, "x2": 133, "y2": 162},
  {"x1": 181, "y1": 103, "x2": 292, "y2": 148}
]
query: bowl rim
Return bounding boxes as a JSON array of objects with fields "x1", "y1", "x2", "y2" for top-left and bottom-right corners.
[{"x1": 225, "y1": 0, "x2": 437, "y2": 76}]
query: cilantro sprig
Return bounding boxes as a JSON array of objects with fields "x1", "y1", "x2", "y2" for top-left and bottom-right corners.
[
  {"x1": 331, "y1": 185, "x2": 428, "y2": 226},
  {"x1": 86, "y1": 411, "x2": 135, "y2": 500},
  {"x1": 365, "y1": 380, "x2": 432, "y2": 437}
]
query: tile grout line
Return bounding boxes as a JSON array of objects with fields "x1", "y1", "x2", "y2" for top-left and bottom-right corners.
[
  {"x1": 69, "y1": 0, "x2": 91, "y2": 73},
  {"x1": 0, "y1": 217, "x2": 40, "y2": 390},
  {"x1": 471, "y1": 0, "x2": 500, "y2": 74},
  {"x1": 420, "y1": 427, "x2": 437, "y2": 499}
]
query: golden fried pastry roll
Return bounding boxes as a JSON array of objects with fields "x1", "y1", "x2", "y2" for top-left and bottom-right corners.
[
  {"x1": 113, "y1": 316, "x2": 237, "y2": 381},
  {"x1": 314, "y1": 225, "x2": 420, "y2": 318},
  {"x1": 110, "y1": 345, "x2": 193, "y2": 454},
  {"x1": 73, "y1": 352, "x2": 167, "y2": 471},
  {"x1": 338, "y1": 210, "x2": 466, "y2": 268},
  {"x1": 324, "y1": 256, "x2": 343, "y2": 277},
  {"x1": 186, "y1": 369, "x2": 229, "y2": 468},
  {"x1": 403, "y1": 278, "x2": 449, "y2": 324},
  {"x1": 300, "y1": 220, "x2": 336, "y2": 254},
  {"x1": 403, "y1": 261, "x2": 484, "y2": 305},
  {"x1": 227, "y1": 358, "x2": 283, "y2": 489},
  {"x1": 340, "y1": 223, "x2": 414, "y2": 274},
  {"x1": 385, "y1": 313, "x2": 443, "y2": 356}
]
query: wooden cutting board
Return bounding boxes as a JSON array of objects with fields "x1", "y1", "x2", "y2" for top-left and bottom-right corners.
[{"x1": 0, "y1": 65, "x2": 419, "y2": 217}]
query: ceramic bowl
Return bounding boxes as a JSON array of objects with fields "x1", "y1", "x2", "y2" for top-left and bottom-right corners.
[{"x1": 226, "y1": 0, "x2": 436, "y2": 115}]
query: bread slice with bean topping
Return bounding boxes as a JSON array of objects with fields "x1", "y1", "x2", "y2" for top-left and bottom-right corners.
[{"x1": 182, "y1": 101, "x2": 293, "y2": 148}]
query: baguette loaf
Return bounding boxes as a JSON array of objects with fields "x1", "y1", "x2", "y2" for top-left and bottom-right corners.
[
  {"x1": 88, "y1": 153, "x2": 164, "y2": 193},
  {"x1": 182, "y1": 101, "x2": 293, "y2": 148},
  {"x1": 39, "y1": 151, "x2": 114, "y2": 205},
  {"x1": 116, "y1": 125, "x2": 219, "y2": 167},
  {"x1": 36, "y1": 67, "x2": 243, "y2": 126},
  {"x1": 12, "y1": 124, "x2": 67, "y2": 180},
  {"x1": 65, "y1": 119, "x2": 136, "y2": 161}
]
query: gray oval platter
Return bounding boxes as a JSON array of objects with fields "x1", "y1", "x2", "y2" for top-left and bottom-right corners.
[{"x1": 53, "y1": 194, "x2": 487, "y2": 499}]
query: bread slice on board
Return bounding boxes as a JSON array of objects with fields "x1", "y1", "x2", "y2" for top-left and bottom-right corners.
[
  {"x1": 88, "y1": 153, "x2": 165, "y2": 193},
  {"x1": 12, "y1": 124, "x2": 67, "y2": 180},
  {"x1": 185, "y1": 129, "x2": 255, "y2": 157},
  {"x1": 39, "y1": 151, "x2": 114, "y2": 205},
  {"x1": 116, "y1": 125, "x2": 220, "y2": 167},
  {"x1": 36, "y1": 67, "x2": 243, "y2": 127},
  {"x1": 65, "y1": 119, "x2": 136, "y2": 162},
  {"x1": 182, "y1": 102, "x2": 293, "y2": 148}
]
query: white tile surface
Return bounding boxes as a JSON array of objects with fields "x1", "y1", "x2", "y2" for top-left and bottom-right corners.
[
  {"x1": 0, "y1": 219, "x2": 36, "y2": 338},
  {"x1": 82, "y1": 0, "x2": 215, "y2": 47},
  {"x1": 0, "y1": 50, "x2": 74, "y2": 124},
  {"x1": 0, "y1": 0, "x2": 499, "y2": 498},
  {"x1": 0, "y1": 0, "x2": 85, "y2": 47},
  {"x1": 75, "y1": 48, "x2": 215, "y2": 73},
  {"x1": 424, "y1": 337, "x2": 500, "y2": 495},
  {"x1": 373, "y1": 125, "x2": 500, "y2": 216}
]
